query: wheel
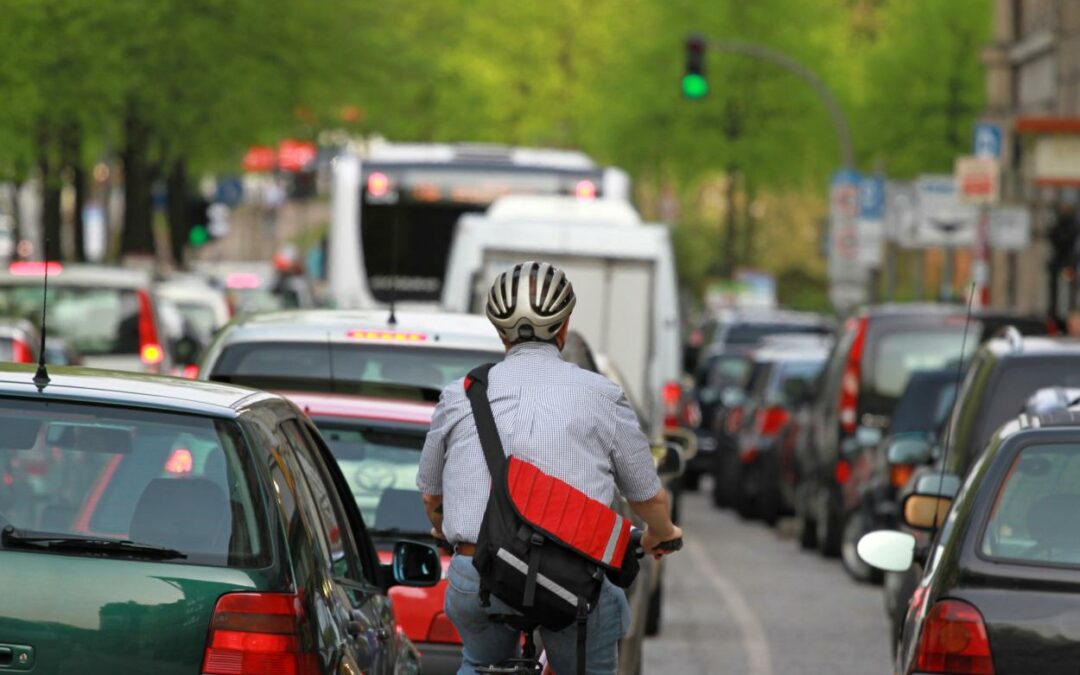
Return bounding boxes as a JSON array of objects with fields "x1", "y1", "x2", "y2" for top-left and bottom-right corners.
[
  {"x1": 644, "y1": 577, "x2": 662, "y2": 637},
  {"x1": 840, "y1": 508, "x2": 883, "y2": 583},
  {"x1": 758, "y1": 453, "x2": 782, "y2": 527},
  {"x1": 816, "y1": 506, "x2": 842, "y2": 558},
  {"x1": 711, "y1": 454, "x2": 730, "y2": 508},
  {"x1": 735, "y1": 462, "x2": 757, "y2": 520},
  {"x1": 681, "y1": 469, "x2": 701, "y2": 492},
  {"x1": 721, "y1": 451, "x2": 742, "y2": 512},
  {"x1": 797, "y1": 512, "x2": 817, "y2": 549}
]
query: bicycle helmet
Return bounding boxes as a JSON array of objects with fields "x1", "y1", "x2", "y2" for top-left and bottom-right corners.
[{"x1": 485, "y1": 261, "x2": 576, "y2": 344}]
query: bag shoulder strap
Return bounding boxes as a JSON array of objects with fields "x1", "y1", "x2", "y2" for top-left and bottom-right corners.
[{"x1": 463, "y1": 363, "x2": 506, "y2": 480}]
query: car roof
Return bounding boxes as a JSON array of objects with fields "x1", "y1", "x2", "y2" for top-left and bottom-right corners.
[
  {"x1": 724, "y1": 309, "x2": 833, "y2": 326},
  {"x1": 858, "y1": 303, "x2": 962, "y2": 318},
  {"x1": 0, "y1": 364, "x2": 274, "y2": 418},
  {"x1": 216, "y1": 309, "x2": 505, "y2": 351},
  {"x1": 982, "y1": 335, "x2": 1080, "y2": 358},
  {"x1": 281, "y1": 391, "x2": 434, "y2": 426},
  {"x1": 0, "y1": 263, "x2": 150, "y2": 289}
]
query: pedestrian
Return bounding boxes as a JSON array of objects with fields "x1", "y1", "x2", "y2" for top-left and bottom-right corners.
[{"x1": 418, "y1": 261, "x2": 682, "y2": 675}]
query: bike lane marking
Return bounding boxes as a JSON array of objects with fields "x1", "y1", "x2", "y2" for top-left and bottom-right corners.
[{"x1": 685, "y1": 538, "x2": 775, "y2": 675}]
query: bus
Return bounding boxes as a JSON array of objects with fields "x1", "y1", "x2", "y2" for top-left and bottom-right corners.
[{"x1": 328, "y1": 141, "x2": 629, "y2": 308}]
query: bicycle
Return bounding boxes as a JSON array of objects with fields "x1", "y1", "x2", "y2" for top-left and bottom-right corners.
[{"x1": 476, "y1": 528, "x2": 683, "y2": 675}]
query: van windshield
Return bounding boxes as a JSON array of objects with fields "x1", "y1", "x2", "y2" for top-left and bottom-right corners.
[{"x1": 0, "y1": 398, "x2": 268, "y2": 567}]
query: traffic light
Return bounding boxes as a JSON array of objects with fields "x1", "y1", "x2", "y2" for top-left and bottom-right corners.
[{"x1": 682, "y1": 34, "x2": 708, "y2": 99}]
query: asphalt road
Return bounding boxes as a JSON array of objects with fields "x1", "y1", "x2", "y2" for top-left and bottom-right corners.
[{"x1": 643, "y1": 488, "x2": 892, "y2": 674}]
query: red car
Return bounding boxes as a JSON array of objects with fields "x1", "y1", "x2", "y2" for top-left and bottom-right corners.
[{"x1": 284, "y1": 391, "x2": 461, "y2": 674}]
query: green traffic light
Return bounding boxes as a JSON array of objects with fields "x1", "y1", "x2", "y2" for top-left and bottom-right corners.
[
  {"x1": 682, "y1": 73, "x2": 708, "y2": 99},
  {"x1": 189, "y1": 224, "x2": 209, "y2": 246}
]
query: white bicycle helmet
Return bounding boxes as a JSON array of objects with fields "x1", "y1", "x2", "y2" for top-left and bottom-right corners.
[{"x1": 485, "y1": 261, "x2": 576, "y2": 343}]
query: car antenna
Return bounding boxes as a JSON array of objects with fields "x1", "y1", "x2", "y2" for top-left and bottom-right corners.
[
  {"x1": 931, "y1": 282, "x2": 977, "y2": 533},
  {"x1": 326, "y1": 331, "x2": 337, "y2": 394},
  {"x1": 387, "y1": 208, "x2": 400, "y2": 326},
  {"x1": 33, "y1": 241, "x2": 52, "y2": 390}
]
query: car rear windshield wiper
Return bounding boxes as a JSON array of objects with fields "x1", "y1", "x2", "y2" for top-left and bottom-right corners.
[{"x1": 1, "y1": 526, "x2": 187, "y2": 560}]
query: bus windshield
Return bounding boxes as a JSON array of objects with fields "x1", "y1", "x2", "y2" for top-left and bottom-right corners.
[{"x1": 360, "y1": 165, "x2": 602, "y2": 303}]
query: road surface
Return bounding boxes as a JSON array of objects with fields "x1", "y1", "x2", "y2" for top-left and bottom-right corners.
[{"x1": 643, "y1": 488, "x2": 892, "y2": 674}]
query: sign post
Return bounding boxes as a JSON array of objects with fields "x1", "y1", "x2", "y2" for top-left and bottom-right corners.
[
  {"x1": 828, "y1": 169, "x2": 867, "y2": 310},
  {"x1": 955, "y1": 155, "x2": 1001, "y2": 308}
]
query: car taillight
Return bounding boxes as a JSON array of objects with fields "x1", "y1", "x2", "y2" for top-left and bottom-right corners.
[
  {"x1": 11, "y1": 338, "x2": 33, "y2": 364},
  {"x1": 427, "y1": 612, "x2": 461, "y2": 644},
  {"x1": 755, "y1": 406, "x2": 790, "y2": 437},
  {"x1": 726, "y1": 406, "x2": 744, "y2": 435},
  {"x1": 136, "y1": 290, "x2": 164, "y2": 367},
  {"x1": 834, "y1": 458, "x2": 852, "y2": 485},
  {"x1": 890, "y1": 463, "x2": 915, "y2": 489},
  {"x1": 663, "y1": 381, "x2": 682, "y2": 431},
  {"x1": 915, "y1": 599, "x2": 995, "y2": 674},
  {"x1": 182, "y1": 363, "x2": 200, "y2": 379},
  {"x1": 202, "y1": 592, "x2": 317, "y2": 675},
  {"x1": 838, "y1": 317, "x2": 868, "y2": 434}
]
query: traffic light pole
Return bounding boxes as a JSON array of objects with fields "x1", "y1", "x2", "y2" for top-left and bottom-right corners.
[{"x1": 703, "y1": 39, "x2": 854, "y2": 170}]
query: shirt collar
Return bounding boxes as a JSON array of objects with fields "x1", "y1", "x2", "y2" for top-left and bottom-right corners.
[{"x1": 506, "y1": 341, "x2": 561, "y2": 359}]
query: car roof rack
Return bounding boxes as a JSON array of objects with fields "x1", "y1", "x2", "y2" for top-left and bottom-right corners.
[{"x1": 995, "y1": 324, "x2": 1023, "y2": 352}]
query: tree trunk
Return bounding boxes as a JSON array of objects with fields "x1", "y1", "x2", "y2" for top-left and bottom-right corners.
[
  {"x1": 166, "y1": 158, "x2": 189, "y2": 267},
  {"x1": 121, "y1": 105, "x2": 155, "y2": 256},
  {"x1": 37, "y1": 121, "x2": 62, "y2": 261},
  {"x1": 61, "y1": 121, "x2": 86, "y2": 262},
  {"x1": 722, "y1": 167, "x2": 738, "y2": 278},
  {"x1": 741, "y1": 181, "x2": 756, "y2": 266}
]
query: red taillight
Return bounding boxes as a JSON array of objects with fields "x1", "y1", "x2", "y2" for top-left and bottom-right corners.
[
  {"x1": 1047, "y1": 319, "x2": 1060, "y2": 336},
  {"x1": 838, "y1": 317, "x2": 868, "y2": 434},
  {"x1": 181, "y1": 364, "x2": 200, "y2": 379},
  {"x1": 726, "y1": 407, "x2": 745, "y2": 435},
  {"x1": 662, "y1": 381, "x2": 682, "y2": 430},
  {"x1": 8, "y1": 261, "x2": 62, "y2": 276},
  {"x1": 136, "y1": 290, "x2": 163, "y2": 366},
  {"x1": 834, "y1": 458, "x2": 852, "y2": 485},
  {"x1": 202, "y1": 592, "x2": 317, "y2": 675},
  {"x1": 890, "y1": 463, "x2": 915, "y2": 489},
  {"x1": 367, "y1": 171, "x2": 390, "y2": 197},
  {"x1": 427, "y1": 612, "x2": 461, "y2": 644},
  {"x1": 755, "y1": 406, "x2": 790, "y2": 437},
  {"x1": 575, "y1": 179, "x2": 597, "y2": 199},
  {"x1": 11, "y1": 338, "x2": 33, "y2": 364},
  {"x1": 915, "y1": 600, "x2": 995, "y2": 674}
]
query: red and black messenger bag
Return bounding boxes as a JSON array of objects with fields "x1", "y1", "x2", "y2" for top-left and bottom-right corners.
[{"x1": 463, "y1": 363, "x2": 640, "y2": 672}]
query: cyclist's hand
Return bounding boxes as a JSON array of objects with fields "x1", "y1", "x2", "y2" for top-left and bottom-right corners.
[{"x1": 642, "y1": 525, "x2": 683, "y2": 559}]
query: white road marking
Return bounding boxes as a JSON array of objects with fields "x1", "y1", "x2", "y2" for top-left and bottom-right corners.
[{"x1": 686, "y1": 538, "x2": 775, "y2": 675}]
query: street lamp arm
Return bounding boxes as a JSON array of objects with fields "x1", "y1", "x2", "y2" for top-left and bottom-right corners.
[{"x1": 707, "y1": 39, "x2": 855, "y2": 169}]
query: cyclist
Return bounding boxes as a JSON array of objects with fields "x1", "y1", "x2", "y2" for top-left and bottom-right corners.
[{"x1": 418, "y1": 261, "x2": 683, "y2": 675}]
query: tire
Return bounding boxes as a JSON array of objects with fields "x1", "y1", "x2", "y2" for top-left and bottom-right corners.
[
  {"x1": 681, "y1": 469, "x2": 701, "y2": 492},
  {"x1": 816, "y1": 505, "x2": 842, "y2": 558},
  {"x1": 735, "y1": 462, "x2": 757, "y2": 520},
  {"x1": 645, "y1": 577, "x2": 662, "y2": 637},
  {"x1": 711, "y1": 455, "x2": 730, "y2": 508},
  {"x1": 797, "y1": 513, "x2": 817, "y2": 550},
  {"x1": 758, "y1": 453, "x2": 782, "y2": 527},
  {"x1": 840, "y1": 509, "x2": 883, "y2": 583}
]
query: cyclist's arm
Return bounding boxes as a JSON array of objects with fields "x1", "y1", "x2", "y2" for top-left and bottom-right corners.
[
  {"x1": 417, "y1": 381, "x2": 464, "y2": 540},
  {"x1": 628, "y1": 489, "x2": 677, "y2": 539},
  {"x1": 422, "y1": 493, "x2": 444, "y2": 538}
]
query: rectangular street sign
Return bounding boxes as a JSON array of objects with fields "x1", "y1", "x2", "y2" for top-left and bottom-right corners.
[
  {"x1": 856, "y1": 175, "x2": 885, "y2": 267},
  {"x1": 973, "y1": 122, "x2": 1003, "y2": 159},
  {"x1": 955, "y1": 155, "x2": 1000, "y2": 205},
  {"x1": 828, "y1": 170, "x2": 867, "y2": 310},
  {"x1": 910, "y1": 175, "x2": 977, "y2": 248},
  {"x1": 988, "y1": 206, "x2": 1032, "y2": 250}
]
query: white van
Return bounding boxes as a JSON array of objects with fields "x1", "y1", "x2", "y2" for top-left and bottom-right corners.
[{"x1": 441, "y1": 204, "x2": 681, "y2": 435}]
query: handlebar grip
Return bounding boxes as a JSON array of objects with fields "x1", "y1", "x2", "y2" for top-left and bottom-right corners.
[{"x1": 655, "y1": 537, "x2": 683, "y2": 553}]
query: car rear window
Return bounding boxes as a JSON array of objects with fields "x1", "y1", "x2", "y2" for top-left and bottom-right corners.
[
  {"x1": 724, "y1": 323, "x2": 829, "y2": 346},
  {"x1": 889, "y1": 375, "x2": 956, "y2": 435},
  {"x1": 702, "y1": 355, "x2": 750, "y2": 389},
  {"x1": 869, "y1": 328, "x2": 967, "y2": 399},
  {"x1": 0, "y1": 398, "x2": 269, "y2": 567},
  {"x1": 982, "y1": 443, "x2": 1080, "y2": 566},
  {"x1": 312, "y1": 419, "x2": 429, "y2": 538},
  {"x1": 0, "y1": 284, "x2": 139, "y2": 356},
  {"x1": 0, "y1": 338, "x2": 12, "y2": 361},
  {"x1": 210, "y1": 342, "x2": 500, "y2": 393},
  {"x1": 766, "y1": 359, "x2": 825, "y2": 405}
]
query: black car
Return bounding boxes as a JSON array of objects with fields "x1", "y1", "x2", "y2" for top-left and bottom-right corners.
[
  {"x1": 726, "y1": 342, "x2": 829, "y2": 524},
  {"x1": 860, "y1": 407, "x2": 1080, "y2": 674},
  {"x1": 796, "y1": 304, "x2": 968, "y2": 558}
]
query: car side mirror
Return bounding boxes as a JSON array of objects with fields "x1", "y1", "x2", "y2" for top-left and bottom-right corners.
[
  {"x1": 698, "y1": 387, "x2": 721, "y2": 405},
  {"x1": 173, "y1": 336, "x2": 201, "y2": 365},
  {"x1": 388, "y1": 540, "x2": 441, "y2": 587},
  {"x1": 856, "y1": 530, "x2": 916, "y2": 572},
  {"x1": 886, "y1": 434, "x2": 934, "y2": 465},
  {"x1": 721, "y1": 387, "x2": 745, "y2": 408},
  {"x1": 901, "y1": 493, "x2": 952, "y2": 531},
  {"x1": 655, "y1": 442, "x2": 685, "y2": 478},
  {"x1": 856, "y1": 426, "x2": 883, "y2": 449}
]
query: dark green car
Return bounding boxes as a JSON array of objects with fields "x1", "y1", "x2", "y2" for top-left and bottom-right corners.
[{"x1": 0, "y1": 364, "x2": 439, "y2": 675}]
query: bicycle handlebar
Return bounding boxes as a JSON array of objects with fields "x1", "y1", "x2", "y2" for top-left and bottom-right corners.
[{"x1": 629, "y1": 527, "x2": 683, "y2": 558}]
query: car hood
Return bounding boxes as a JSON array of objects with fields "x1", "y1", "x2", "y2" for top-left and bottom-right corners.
[{"x1": 0, "y1": 550, "x2": 264, "y2": 675}]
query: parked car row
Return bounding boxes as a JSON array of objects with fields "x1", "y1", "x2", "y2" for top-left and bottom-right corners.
[{"x1": 684, "y1": 302, "x2": 1080, "y2": 673}]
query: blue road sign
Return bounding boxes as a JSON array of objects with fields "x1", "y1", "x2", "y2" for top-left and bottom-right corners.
[
  {"x1": 859, "y1": 175, "x2": 885, "y2": 219},
  {"x1": 974, "y1": 122, "x2": 1003, "y2": 158}
]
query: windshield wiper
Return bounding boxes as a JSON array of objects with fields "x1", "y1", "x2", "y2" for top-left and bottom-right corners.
[{"x1": 1, "y1": 526, "x2": 187, "y2": 560}]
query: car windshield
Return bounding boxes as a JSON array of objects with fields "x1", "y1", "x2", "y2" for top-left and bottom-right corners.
[
  {"x1": 0, "y1": 398, "x2": 268, "y2": 567},
  {"x1": 724, "y1": 323, "x2": 829, "y2": 346},
  {"x1": 870, "y1": 329, "x2": 967, "y2": 398},
  {"x1": 312, "y1": 420, "x2": 429, "y2": 537},
  {"x1": 0, "y1": 285, "x2": 139, "y2": 356},
  {"x1": 211, "y1": 342, "x2": 500, "y2": 392},
  {"x1": 982, "y1": 443, "x2": 1080, "y2": 566},
  {"x1": 175, "y1": 301, "x2": 220, "y2": 343}
]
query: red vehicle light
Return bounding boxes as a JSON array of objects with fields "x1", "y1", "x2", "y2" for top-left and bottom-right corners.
[
  {"x1": 136, "y1": 290, "x2": 164, "y2": 367},
  {"x1": 834, "y1": 458, "x2": 852, "y2": 485},
  {"x1": 915, "y1": 599, "x2": 995, "y2": 674},
  {"x1": 740, "y1": 447, "x2": 760, "y2": 464},
  {"x1": 225, "y1": 273, "x2": 262, "y2": 290},
  {"x1": 202, "y1": 592, "x2": 317, "y2": 675},
  {"x1": 726, "y1": 406, "x2": 745, "y2": 435},
  {"x1": 164, "y1": 448, "x2": 193, "y2": 475},
  {"x1": 181, "y1": 363, "x2": 200, "y2": 379},
  {"x1": 367, "y1": 172, "x2": 390, "y2": 197},
  {"x1": 755, "y1": 406, "x2": 790, "y2": 437},
  {"x1": 662, "y1": 381, "x2": 682, "y2": 430},
  {"x1": 346, "y1": 329, "x2": 427, "y2": 342},
  {"x1": 8, "y1": 261, "x2": 63, "y2": 276},
  {"x1": 575, "y1": 179, "x2": 597, "y2": 200},
  {"x1": 890, "y1": 463, "x2": 915, "y2": 489},
  {"x1": 427, "y1": 612, "x2": 461, "y2": 644},
  {"x1": 11, "y1": 338, "x2": 33, "y2": 364},
  {"x1": 838, "y1": 317, "x2": 868, "y2": 434}
]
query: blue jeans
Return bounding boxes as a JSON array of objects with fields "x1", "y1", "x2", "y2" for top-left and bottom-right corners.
[{"x1": 445, "y1": 555, "x2": 630, "y2": 675}]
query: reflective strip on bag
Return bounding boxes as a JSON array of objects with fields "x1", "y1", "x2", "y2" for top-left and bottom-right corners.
[{"x1": 495, "y1": 548, "x2": 579, "y2": 608}]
